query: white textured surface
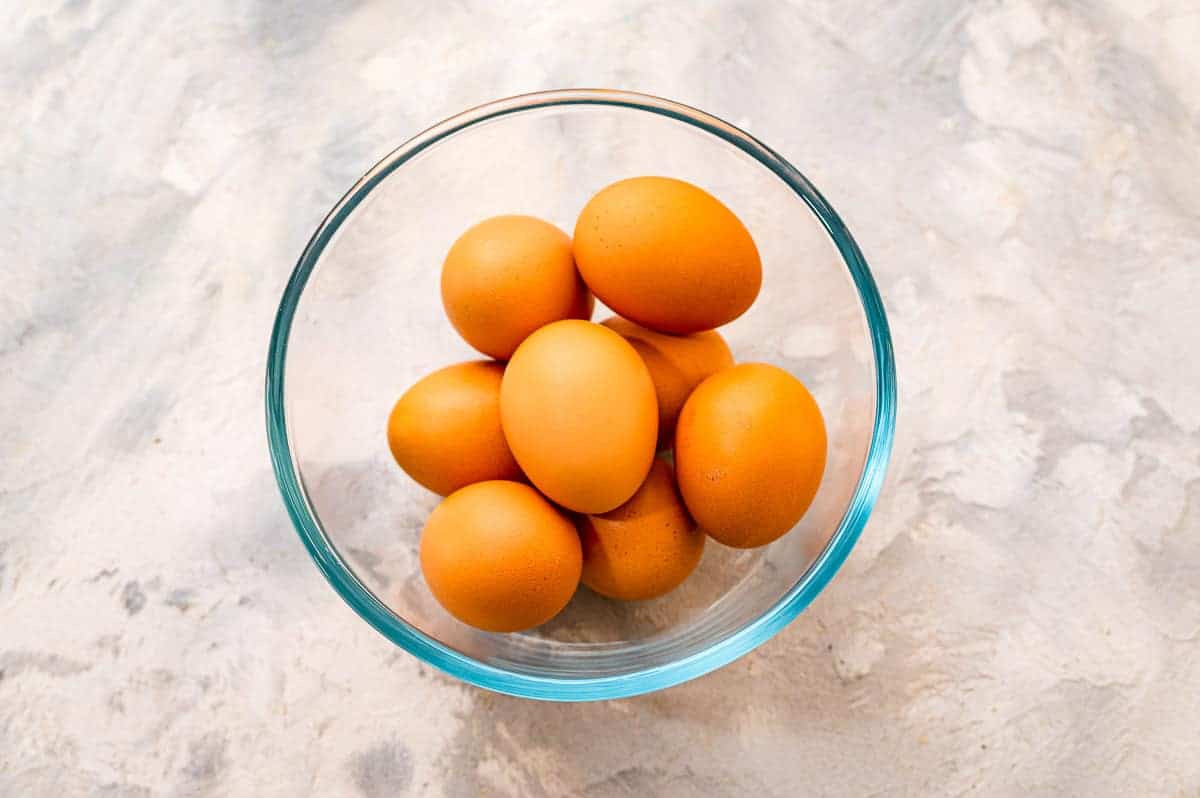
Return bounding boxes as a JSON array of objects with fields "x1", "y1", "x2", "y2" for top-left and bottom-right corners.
[{"x1": 3, "y1": 2, "x2": 1199, "y2": 795}]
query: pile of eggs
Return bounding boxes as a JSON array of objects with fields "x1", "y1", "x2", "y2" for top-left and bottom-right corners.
[{"x1": 387, "y1": 177, "x2": 827, "y2": 633}]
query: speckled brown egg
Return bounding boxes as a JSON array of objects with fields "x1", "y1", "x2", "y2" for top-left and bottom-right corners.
[
  {"x1": 441, "y1": 215, "x2": 593, "y2": 360},
  {"x1": 420, "y1": 480, "x2": 582, "y2": 632},
  {"x1": 386, "y1": 361, "x2": 522, "y2": 495},
  {"x1": 500, "y1": 320, "x2": 658, "y2": 514},
  {"x1": 580, "y1": 459, "x2": 705, "y2": 600},
  {"x1": 601, "y1": 316, "x2": 733, "y2": 441},
  {"x1": 573, "y1": 177, "x2": 761, "y2": 334},
  {"x1": 675, "y1": 363, "x2": 826, "y2": 548}
]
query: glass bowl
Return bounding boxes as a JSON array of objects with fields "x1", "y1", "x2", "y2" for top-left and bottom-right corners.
[{"x1": 266, "y1": 89, "x2": 895, "y2": 701}]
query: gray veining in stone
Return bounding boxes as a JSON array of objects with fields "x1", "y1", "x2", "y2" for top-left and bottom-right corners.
[{"x1": 3, "y1": 1, "x2": 1198, "y2": 795}]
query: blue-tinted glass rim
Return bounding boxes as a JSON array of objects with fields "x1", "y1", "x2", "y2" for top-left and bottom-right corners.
[{"x1": 265, "y1": 89, "x2": 897, "y2": 701}]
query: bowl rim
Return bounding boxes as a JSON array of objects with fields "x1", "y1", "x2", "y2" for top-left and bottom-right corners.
[{"x1": 266, "y1": 88, "x2": 897, "y2": 701}]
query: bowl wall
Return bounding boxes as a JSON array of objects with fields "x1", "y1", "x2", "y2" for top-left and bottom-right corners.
[{"x1": 269, "y1": 91, "x2": 894, "y2": 698}]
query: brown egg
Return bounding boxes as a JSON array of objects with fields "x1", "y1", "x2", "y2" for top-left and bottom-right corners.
[
  {"x1": 675, "y1": 363, "x2": 826, "y2": 548},
  {"x1": 386, "y1": 361, "x2": 521, "y2": 496},
  {"x1": 420, "y1": 481, "x2": 582, "y2": 632},
  {"x1": 441, "y1": 215, "x2": 593, "y2": 360},
  {"x1": 601, "y1": 316, "x2": 734, "y2": 441},
  {"x1": 580, "y1": 459, "x2": 705, "y2": 600},
  {"x1": 573, "y1": 177, "x2": 761, "y2": 334},
  {"x1": 500, "y1": 320, "x2": 657, "y2": 514}
]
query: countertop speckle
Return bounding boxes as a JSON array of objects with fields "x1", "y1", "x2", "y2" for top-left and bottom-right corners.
[{"x1": 3, "y1": 2, "x2": 1199, "y2": 795}]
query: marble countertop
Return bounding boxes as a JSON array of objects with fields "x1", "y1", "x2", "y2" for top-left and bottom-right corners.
[{"x1": 3, "y1": 1, "x2": 1198, "y2": 795}]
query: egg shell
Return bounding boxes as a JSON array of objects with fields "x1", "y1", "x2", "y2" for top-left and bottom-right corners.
[
  {"x1": 386, "y1": 361, "x2": 522, "y2": 496},
  {"x1": 675, "y1": 363, "x2": 826, "y2": 548},
  {"x1": 420, "y1": 480, "x2": 582, "y2": 632},
  {"x1": 573, "y1": 177, "x2": 761, "y2": 334},
  {"x1": 601, "y1": 316, "x2": 734, "y2": 441},
  {"x1": 441, "y1": 215, "x2": 593, "y2": 360},
  {"x1": 500, "y1": 319, "x2": 658, "y2": 514},
  {"x1": 580, "y1": 459, "x2": 705, "y2": 601}
]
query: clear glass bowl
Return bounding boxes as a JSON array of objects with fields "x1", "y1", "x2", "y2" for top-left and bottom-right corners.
[{"x1": 266, "y1": 89, "x2": 896, "y2": 701}]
